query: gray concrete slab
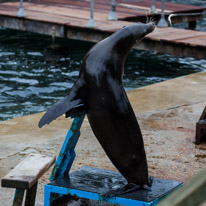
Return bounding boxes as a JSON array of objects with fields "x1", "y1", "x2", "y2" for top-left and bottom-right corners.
[{"x1": 0, "y1": 72, "x2": 206, "y2": 205}]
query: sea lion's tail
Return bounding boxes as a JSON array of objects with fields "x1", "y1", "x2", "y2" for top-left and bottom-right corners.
[{"x1": 38, "y1": 81, "x2": 84, "y2": 128}]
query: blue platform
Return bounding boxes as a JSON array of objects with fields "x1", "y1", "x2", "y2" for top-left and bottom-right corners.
[
  {"x1": 45, "y1": 166, "x2": 182, "y2": 206},
  {"x1": 44, "y1": 113, "x2": 182, "y2": 205}
]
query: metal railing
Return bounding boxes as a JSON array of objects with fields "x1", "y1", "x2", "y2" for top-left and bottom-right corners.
[
  {"x1": 108, "y1": 0, "x2": 118, "y2": 21},
  {"x1": 149, "y1": 0, "x2": 158, "y2": 14},
  {"x1": 19, "y1": 0, "x2": 199, "y2": 29},
  {"x1": 16, "y1": 0, "x2": 169, "y2": 27},
  {"x1": 17, "y1": 0, "x2": 26, "y2": 17},
  {"x1": 87, "y1": 0, "x2": 96, "y2": 28},
  {"x1": 16, "y1": 0, "x2": 201, "y2": 29},
  {"x1": 88, "y1": 0, "x2": 169, "y2": 28},
  {"x1": 157, "y1": 0, "x2": 168, "y2": 27},
  {"x1": 87, "y1": 0, "x2": 118, "y2": 27}
]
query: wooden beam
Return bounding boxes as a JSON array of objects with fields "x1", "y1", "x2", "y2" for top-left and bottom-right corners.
[
  {"x1": 66, "y1": 26, "x2": 109, "y2": 43},
  {"x1": 1, "y1": 153, "x2": 56, "y2": 189},
  {"x1": 137, "y1": 38, "x2": 206, "y2": 59},
  {"x1": 0, "y1": 15, "x2": 65, "y2": 37}
]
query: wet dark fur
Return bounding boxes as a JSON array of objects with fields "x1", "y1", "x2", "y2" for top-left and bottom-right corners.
[{"x1": 39, "y1": 23, "x2": 155, "y2": 196}]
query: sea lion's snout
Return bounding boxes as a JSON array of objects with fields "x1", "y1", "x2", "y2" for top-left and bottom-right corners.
[
  {"x1": 145, "y1": 23, "x2": 155, "y2": 34},
  {"x1": 133, "y1": 22, "x2": 155, "y2": 38}
]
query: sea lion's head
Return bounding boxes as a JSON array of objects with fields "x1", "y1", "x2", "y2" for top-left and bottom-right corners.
[
  {"x1": 133, "y1": 22, "x2": 155, "y2": 41},
  {"x1": 80, "y1": 22, "x2": 155, "y2": 81},
  {"x1": 110, "y1": 22, "x2": 155, "y2": 55}
]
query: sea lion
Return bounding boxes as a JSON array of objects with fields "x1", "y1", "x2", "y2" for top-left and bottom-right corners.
[{"x1": 39, "y1": 22, "x2": 155, "y2": 196}]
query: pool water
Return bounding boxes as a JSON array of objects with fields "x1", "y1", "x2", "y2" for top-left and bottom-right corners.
[{"x1": 0, "y1": 1, "x2": 206, "y2": 121}]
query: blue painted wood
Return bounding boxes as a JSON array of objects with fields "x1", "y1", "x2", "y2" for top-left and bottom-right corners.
[
  {"x1": 45, "y1": 113, "x2": 182, "y2": 205},
  {"x1": 45, "y1": 166, "x2": 183, "y2": 206},
  {"x1": 49, "y1": 114, "x2": 85, "y2": 181},
  {"x1": 45, "y1": 184, "x2": 153, "y2": 206},
  {"x1": 44, "y1": 184, "x2": 52, "y2": 206}
]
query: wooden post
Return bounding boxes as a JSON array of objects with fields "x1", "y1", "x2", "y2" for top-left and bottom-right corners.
[
  {"x1": 195, "y1": 106, "x2": 206, "y2": 144},
  {"x1": 24, "y1": 182, "x2": 38, "y2": 206},
  {"x1": 1, "y1": 154, "x2": 55, "y2": 206},
  {"x1": 13, "y1": 189, "x2": 25, "y2": 206}
]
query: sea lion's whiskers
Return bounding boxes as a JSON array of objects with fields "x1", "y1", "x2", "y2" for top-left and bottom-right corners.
[
  {"x1": 149, "y1": 16, "x2": 155, "y2": 26},
  {"x1": 146, "y1": 12, "x2": 149, "y2": 24}
]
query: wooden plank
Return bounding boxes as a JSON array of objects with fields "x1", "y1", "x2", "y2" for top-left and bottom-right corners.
[
  {"x1": 29, "y1": 0, "x2": 206, "y2": 13},
  {"x1": 6, "y1": 0, "x2": 205, "y2": 21},
  {"x1": 0, "y1": 3, "x2": 95, "y2": 28},
  {"x1": 0, "y1": 4, "x2": 75, "y2": 24},
  {"x1": 158, "y1": 169, "x2": 206, "y2": 206},
  {"x1": 118, "y1": 3, "x2": 172, "y2": 13},
  {"x1": 0, "y1": 14, "x2": 67, "y2": 37},
  {"x1": 3, "y1": 2, "x2": 135, "y2": 20},
  {"x1": 147, "y1": 27, "x2": 206, "y2": 46},
  {"x1": 65, "y1": 20, "x2": 135, "y2": 43},
  {"x1": 148, "y1": 27, "x2": 199, "y2": 40},
  {"x1": 1, "y1": 153, "x2": 56, "y2": 189},
  {"x1": 0, "y1": 2, "x2": 134, "y2": 31},
  {"x1": 1, "y1": 1, "x2": 205, "y2": 23},
  {"x1": 0, "y1": 0, "x2": 206, "y2": 59},
  {"x1": 66, "y1": 19, "x2": 134, "y2": 34},
  {"x1": 174, "y1": 35, "x2": 206, "y2": 47},
  {"x1": 138, "y1": 34, "x2": 206, "y2": 59},
  {"x1": 3, "y1": 1, "x2": 138, "y2": 19},
  {"x1": 0, "y1": 2, "x2": 115, "y2": 21}
]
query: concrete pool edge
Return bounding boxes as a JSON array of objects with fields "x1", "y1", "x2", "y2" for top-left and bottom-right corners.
[{"x1": 0, "y1": 71, "x2": 206, "y2": 206}]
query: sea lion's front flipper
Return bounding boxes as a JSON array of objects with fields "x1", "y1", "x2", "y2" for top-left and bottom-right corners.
[{"x1": 38, "y1": 81, "x2": 85, "y2": 128}]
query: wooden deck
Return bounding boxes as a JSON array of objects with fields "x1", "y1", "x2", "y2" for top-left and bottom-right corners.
[{"x1": 0, "y1": 0, "x2": 206, "y2": 59}]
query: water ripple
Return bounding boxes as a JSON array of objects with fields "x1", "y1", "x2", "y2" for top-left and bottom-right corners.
[
  {"x1": 27, "y1": 52, "x2": 43, "y2": 56},
  {"x1": 0, "y1": 52, "x2": 15, "y2": 56},
  {"x1": 0, "y1": 61, "x2": 17, "y2": 65},
  {"x1": 1, "y1": 18, "x2": 206, "y2": 121},
  {"x1": 9, "y1": 77, "x2": 39, "y2": 85}
]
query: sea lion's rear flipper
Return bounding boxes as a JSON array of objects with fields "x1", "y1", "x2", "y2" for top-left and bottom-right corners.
[
  {"x1": 102, "y1": 176, "x2": 153, "y2": 197},
  {"x1": 102, "y1": 183, "x2": 141, "y2": 197},
  {"x1": 38, "y1": 81, "x2": 85, "y2": 128}
]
